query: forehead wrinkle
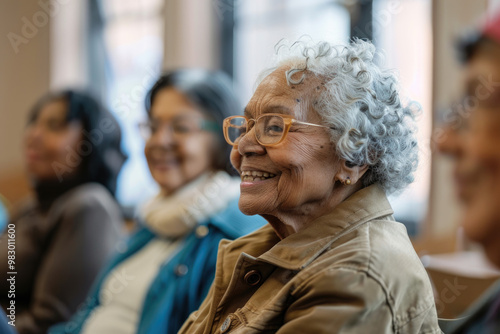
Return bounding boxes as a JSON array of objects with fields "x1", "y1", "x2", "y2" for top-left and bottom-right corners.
[
  {"x1": 249, "y1": 92, "x2": 315, "y2": 122},
  {"x1": 293, "y1": 99, "x2": 311, "y2": 122},
  {"x1": 262, "y1": 105, "x2": 293, "y2": 115},
  {"x1": 287, "y1": 75, "x2": 325, "y2": 122},
  {"x1": 248, "y1": 67, "x2": 324, "y2": 122},
  {"x1": 245, "y1": 88, "x2": 287, "y2": 116}
]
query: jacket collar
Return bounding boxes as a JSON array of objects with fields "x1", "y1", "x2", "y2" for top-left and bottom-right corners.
[{"x1": 257, "y1": 183, "x2": 394, "y2": 271}]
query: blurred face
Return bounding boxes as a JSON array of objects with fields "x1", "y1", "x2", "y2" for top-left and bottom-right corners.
[
  {"x1": 24, "y1": 99, "x2": 83, "y2": 181},
  {"x1": 144, "y1": 88, "x2": 218, "y2": 195},
  {"x1": 437, "y1": 116, "x2": 483, "y2": 204},
  {"x1": 231, "y1": 67, "x2": 356, "y2": 235},
  {"x1": 460, "y1": 43, "x2": 500, "y2": 263}
]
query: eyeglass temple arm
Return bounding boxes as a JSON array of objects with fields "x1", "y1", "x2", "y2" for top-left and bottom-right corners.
[{"x1": 292, "y1": 119, "x2": 336, "y2": 130}]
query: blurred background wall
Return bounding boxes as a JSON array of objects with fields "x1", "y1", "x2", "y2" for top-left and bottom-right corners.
[
  {"x1": 1, "y1": 0, "x2": 500, "y2": 253},
  {"x1": 0, "y1": 1, "x2": 51, "y2": 203}
]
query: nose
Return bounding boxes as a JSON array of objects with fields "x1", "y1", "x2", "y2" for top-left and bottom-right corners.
[
  {"x1": 149, "y1": 124, "x2": 176, "y2": 148},
  {"x1": 436, "y1": 125, "x2": 463, "y2": 157},
  {"x1": 237, "y1": 126, "x2": 266, "y2": 157},
  {"x1": 25, "y1": 122, "x2": 43, "y2": 144}
]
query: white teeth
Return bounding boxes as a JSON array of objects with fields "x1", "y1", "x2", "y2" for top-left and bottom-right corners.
[
  {"x1": 240, "y1": 170, "x2": 276, "y2": 181},
  {"x1": 243, "y1": 176, "x2": 265, "y2": 181}
]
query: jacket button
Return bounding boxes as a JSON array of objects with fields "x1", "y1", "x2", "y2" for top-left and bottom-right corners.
[
  {"x1": 174, "y1": 264, "x2": 189, "y2": 276},
  {"x1": 195, "y1": 225, "x2": 209, "y2": 238},
  {"x1": 244, "y1": 270, "x2": 262, "y2": 286},
  {"x1": 220, "y1": 316, "x2": 232, "y2": 333}
]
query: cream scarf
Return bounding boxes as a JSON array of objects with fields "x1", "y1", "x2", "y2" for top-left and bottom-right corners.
[{"x1": 140, "y1": 171, "x2": 241, "y2": 238}]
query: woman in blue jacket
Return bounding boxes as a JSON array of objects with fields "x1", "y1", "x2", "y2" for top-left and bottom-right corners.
[{"x1": 49, "y1": 70, "x2": 265, "y2": 334}]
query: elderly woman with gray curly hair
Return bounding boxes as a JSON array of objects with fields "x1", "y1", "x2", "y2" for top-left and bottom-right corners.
[{"x1": 179, "y1": 39, "x2": 441, "y2": 334}]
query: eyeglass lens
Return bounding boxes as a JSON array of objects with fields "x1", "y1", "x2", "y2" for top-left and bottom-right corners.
[
  {"x1": 227, "y1": 115, "x2": 286, "y2": 145},
  {"x1": 140, "y1": 118, "x2": 204, "y2": 139}
]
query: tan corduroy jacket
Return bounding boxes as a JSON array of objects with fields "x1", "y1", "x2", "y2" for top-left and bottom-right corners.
[{"x1": 179, "y1": 184, "x2": 441, "y2": 334}]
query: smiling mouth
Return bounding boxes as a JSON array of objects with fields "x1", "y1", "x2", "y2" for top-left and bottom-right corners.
[{"x1": 241, "y1": 170, "x2": 277, "y2": 182}]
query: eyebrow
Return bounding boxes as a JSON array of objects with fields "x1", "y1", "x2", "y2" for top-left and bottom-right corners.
[{"x1": 244, "y1": 105, "x2": 293, "y2": 118}]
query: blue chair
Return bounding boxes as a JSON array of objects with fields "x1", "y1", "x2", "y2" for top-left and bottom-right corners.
[
  {"x1": 0, "y1": 307, "x2": 17, "y2": 333},
  {"x1": 0, "y1": 195, "x2": 9, "y2": 233}
]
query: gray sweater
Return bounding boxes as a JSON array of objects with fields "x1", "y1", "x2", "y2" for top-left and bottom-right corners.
[{"x1": 0, "y1": 183, "x2": 123, "y2": 334}]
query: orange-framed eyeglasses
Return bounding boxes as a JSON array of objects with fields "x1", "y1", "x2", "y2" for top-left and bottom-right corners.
[{"x1": 223, "y1": 113, "x2": 333, "y2": 147}]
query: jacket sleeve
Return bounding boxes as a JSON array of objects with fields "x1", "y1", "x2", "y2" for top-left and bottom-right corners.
[
  {"x1": 16, "y1": 195, "x2": 122, "y2": 334},
  {"x1": 277, "y1": 267, "x2": 396, "y2": 334}
]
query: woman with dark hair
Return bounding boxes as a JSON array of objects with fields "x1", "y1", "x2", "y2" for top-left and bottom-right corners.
[
  {"x1": 0, "y1": 90, "x2": 127, "y2": 334},
  {"x1": 49, "y1": 69, "x2": 265, "y2": 334}
]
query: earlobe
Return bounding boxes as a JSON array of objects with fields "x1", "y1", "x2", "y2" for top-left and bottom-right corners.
[{"x1": 336, "y1": 160, "x2": 369, "y2": 185}]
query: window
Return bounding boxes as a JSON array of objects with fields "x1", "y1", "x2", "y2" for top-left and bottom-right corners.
[
  {"x1": 234, "y1": 0, "x2": 351, "y2": 103},
  {"x1": 101, "y1": 0, "x2": 164, "y2": 207}
]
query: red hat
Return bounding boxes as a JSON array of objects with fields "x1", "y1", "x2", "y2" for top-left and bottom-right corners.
[
  {"x1": 482, "y1": 11, "x2": 500, "y2": 44},
  {"x1": 458, "y1": 11, "x2": 500, "y2": 62}
]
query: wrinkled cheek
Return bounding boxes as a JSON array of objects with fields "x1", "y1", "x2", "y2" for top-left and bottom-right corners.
[{"x1": 277, "y1": 169, "x2": 304, "y2": 207}]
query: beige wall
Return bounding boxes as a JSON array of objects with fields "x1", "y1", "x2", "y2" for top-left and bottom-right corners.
[
  {"x1": 0, "y1": 1, "x2": 52, "y2": 202},
  {"x1": 163, "y1": 0, "x2": 221, "y2": 70}
]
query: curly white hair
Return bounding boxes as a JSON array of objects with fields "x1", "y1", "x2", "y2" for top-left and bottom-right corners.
[{"x1": 259, "y1": 38, "x2": 420, "y2": 194}]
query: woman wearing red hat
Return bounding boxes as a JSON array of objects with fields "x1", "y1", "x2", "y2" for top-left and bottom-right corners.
[{"x1": 439, "y1": 11, "x2": 500, "y2": 334}]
